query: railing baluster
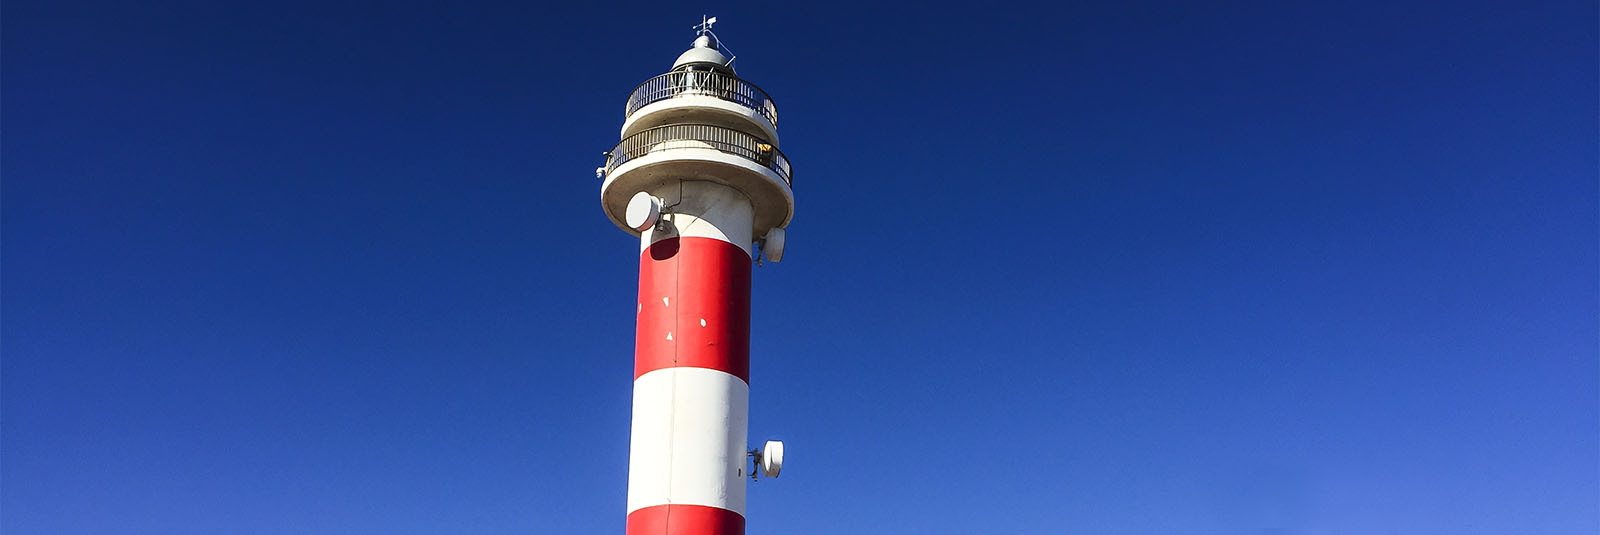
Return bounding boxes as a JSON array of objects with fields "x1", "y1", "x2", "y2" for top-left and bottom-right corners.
[
  {"x1": 624, "y1": 71, "x2": 779, "y2": 128},
  {"x1": 605, "y1": 123, "x2": 792, "y2": 187}
]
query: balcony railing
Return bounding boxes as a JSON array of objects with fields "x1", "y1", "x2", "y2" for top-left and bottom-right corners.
[
  {"x1": 606, "y1": 124, "x2": 792, "y2": 187},
  {"x1": 625, "y1": 71, "x2": 779, "y2": 128}
]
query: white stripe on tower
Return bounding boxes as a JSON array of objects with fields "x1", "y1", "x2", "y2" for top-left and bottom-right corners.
[
  {"x1": 637, "y1": 180, "x2": 755, "y2": 257},
  {"x1": 626, "y1": 181, "x2": 753, "y2": 535}
]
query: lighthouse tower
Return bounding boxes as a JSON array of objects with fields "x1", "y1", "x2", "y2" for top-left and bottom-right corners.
[{"x1": 598, "y1": 19, "x2": 791, "y2": 535}]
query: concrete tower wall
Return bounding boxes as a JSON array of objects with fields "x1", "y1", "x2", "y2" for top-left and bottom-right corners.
[
  {"x1": 626, "y1": 182, "x2": 753, "y2": 534},
  {"x1": 602, "y1": 26, "x2": 790, "y2": 535}
]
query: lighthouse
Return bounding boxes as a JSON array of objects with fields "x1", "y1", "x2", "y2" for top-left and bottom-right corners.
[{"x1": 597, "y1": 18, "x2": 791, "y2": 535}]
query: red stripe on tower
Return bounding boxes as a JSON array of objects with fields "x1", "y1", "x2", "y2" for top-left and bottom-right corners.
[
  {"x1": 626, "y1": 504, "x2": 746, "y2": 535},
  {"x1": 634, "y1": 236, "x2": 752, "y2": 383}
]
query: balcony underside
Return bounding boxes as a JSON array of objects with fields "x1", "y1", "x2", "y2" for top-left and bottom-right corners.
[
  {"x1": 602, "y1": 149, "x2": 793, "y2": 238},
  {"x1": 622, "y1": 95, "x2": 779, "y2": 145}
]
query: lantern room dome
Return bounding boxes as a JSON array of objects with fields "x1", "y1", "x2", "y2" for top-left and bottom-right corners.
[{"x1": 672, "y1": 35, "x2": 734, "y2": 73}]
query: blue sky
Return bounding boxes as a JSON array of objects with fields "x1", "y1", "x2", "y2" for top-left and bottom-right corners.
[{"x1": 3, "y1": 1, "x2": 1596, "y2": 533}]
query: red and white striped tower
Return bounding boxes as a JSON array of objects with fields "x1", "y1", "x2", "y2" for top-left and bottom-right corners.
[{"x1": 598, "y1": 20, "x2": 792, "y2": 535}]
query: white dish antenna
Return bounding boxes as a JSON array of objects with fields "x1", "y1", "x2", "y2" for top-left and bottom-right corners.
[
  {"x1": 625, "y1": 192, "x2": 661, "y2": 231},
  {"x1": 759, "y1": 440, "x2": 783, "y2": 478},
  {"x1": 762, "y1": 227, "x2": 785, "y2": 263}
]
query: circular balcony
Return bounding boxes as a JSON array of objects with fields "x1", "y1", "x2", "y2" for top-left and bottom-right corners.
[
  {"x1": 621, "y1": 71, "x2": 780, "y2": 143},
  {"x1": 602, "y1": 124, "x2": 793, "y2": 236}
]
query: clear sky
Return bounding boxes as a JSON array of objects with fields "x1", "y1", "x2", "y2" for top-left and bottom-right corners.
[{"x1": 3, "y1": 1, "x2": 1596, "y2": 534}]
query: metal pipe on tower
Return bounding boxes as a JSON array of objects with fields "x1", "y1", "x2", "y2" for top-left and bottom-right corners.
[{"x1": 597, "y1": 19, "x2": 791, "y2": 535}]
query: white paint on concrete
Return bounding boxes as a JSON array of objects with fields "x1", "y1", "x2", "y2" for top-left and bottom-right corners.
[
  {"x1": 640, "y1": 180, "x2": 755, "y2": 258},
  {"x1": 621, "y1": 95, "x2": 780, "y2": 145},
  {"x1": 626, "y1": 367, "x2": 749, "y2": 514}
]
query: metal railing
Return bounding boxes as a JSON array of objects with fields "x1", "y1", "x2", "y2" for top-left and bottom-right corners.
[
  {"x1": 606, "y1": 124, "x2": 792, "y2": 187},
  {"x1": 625, "y1": 70, "x2": 779, "y2": 128}
]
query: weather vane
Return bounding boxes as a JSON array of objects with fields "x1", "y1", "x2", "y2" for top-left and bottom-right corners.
[
  {"x1": 694, "y1": 15, "x2": 717, "y2": 36},
  {"x1": 690, "y1": 15, "x2": 734, "y2": 66}
]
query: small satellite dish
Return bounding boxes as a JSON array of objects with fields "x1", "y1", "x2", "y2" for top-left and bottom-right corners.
[
  {"x1": 762, "y1": 227, "x2": 786, "y2": 262},
  {"x1": 760, "y1": 440, "x2": 783, "y2": 478},
  {"x1": 625, "y1": 192, "x2": 660, "y2": 231}
]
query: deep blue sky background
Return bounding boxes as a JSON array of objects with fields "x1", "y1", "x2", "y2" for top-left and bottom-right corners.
[{"x1": 4, "y1": 1, "x2": 1597, "y2": 533}]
